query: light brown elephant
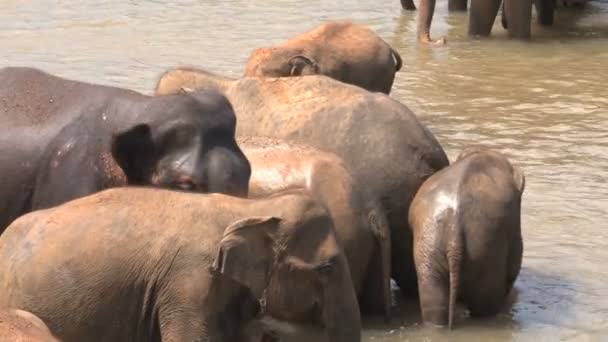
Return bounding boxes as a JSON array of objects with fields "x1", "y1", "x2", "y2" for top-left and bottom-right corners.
[
  {"x1": 0, "y1": 309, "x2": 60, "y2": 342},
  {"x1": 155, "y1": 68, "x2": 449, "y2": 301},
  {"x1": 243, "y1": 21, "x2": 402, "y2": 94},
  {"x1": 240, "y1": 137, "x2": 391, "y2": 317},
  {"x1": 409, "y1": 147, "x2": 525, "y2": 328},
  {"x1": 0, "y1": 188, "x2": 360, "y2": 342}
]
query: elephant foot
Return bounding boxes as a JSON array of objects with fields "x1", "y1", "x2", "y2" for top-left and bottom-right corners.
[
  {"x1": 401, "y1": 0, "x2": 417, "y2": 10},
  {"x1": 419, "y1": 35, "x2": 447, "y2": 45}
]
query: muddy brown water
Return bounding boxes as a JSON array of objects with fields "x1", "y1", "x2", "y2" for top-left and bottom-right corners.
[{"x1": 1, "y1": 1, "x2": 607, "y2": 341}]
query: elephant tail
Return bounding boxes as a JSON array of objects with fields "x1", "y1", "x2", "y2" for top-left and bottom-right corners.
[
  {"x1": 391, "y1": 48, "x2": 403, "y2": 72},
  {"x1": 447, "y1": 222, "x2": 464, "y2": 330}
]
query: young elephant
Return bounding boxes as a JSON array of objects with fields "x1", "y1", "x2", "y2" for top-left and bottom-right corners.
[
  {"x1": 408, "y1": 147, "x2": 525, "y2": 328},
  {"x1": 240, "y1": 137, "x2": 391, "y2": 317},
  {"x1": 0, "y1": 309, "x2": 59, "y2": 342},
  {"x1": 0, "y1": 188, "x2": 360, "y2": 342},
  {"x1": 243, "y1": 21, "x2": 402, "y2": 94}
]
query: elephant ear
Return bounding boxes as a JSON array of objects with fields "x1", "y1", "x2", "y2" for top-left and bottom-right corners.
[
  {"x1": 213, "y1": 216, "x2": 282, "y2": 297},
  {"x1": 288, "y1": 55, "x2": 318, "y2": 76},
  {"x1": 110, "y1": 124, "x2": 156, "y2": 184}
]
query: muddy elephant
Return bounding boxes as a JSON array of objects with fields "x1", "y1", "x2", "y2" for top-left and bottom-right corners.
[
  {"x1": 0, "y1": 67, "x2": 250, "y2": 232},
  {"x1": 408, "y1": 147, "x2": 525, "y2": 328},
  {"x1": 243, "y1": 21, "x2": 402, "y2": 94},
  {"x1": 240, "y1": 137, "x2": 391, "y2": 317},
  {"x1": 0, "y1": 309, "x2": 59, "y2": 342},
  {"x1": 0, "y1": 188, "x2": 361, "y2": 342},
  {"x1": 155, "y1": 68, "x2": 450, "y2": 298}
]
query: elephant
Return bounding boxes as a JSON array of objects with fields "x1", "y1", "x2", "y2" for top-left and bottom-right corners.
[
  {"x1": 243, "y1": 21, "x2": 402, "y2": 94},
  {"x1": 408, "y1": 147, "x2": 525, "y2": 328},
  {"x1": 240, "y1": 137, "x2": 391, "y2": 317},
  {"x1": 155, "y1": 68, "x2": 450, "y2": 298},
  {"x1": 0, "y1": 67, "x2": 251, "y2": 232},
  {"x1": 0, "y1": 187, "x2": 361, "y2": 342},
  {"x1": 0, "y1": 309, "x2": 60, "y2": 341}
]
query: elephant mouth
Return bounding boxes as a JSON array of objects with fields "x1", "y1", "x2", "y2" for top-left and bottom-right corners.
[{"x1": 151, "y1": 172, "x2": 208, "y2": 192}]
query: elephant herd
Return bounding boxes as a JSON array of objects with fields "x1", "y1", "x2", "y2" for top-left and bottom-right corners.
[{"x1": 0, "y1": 21, "x2": 526, "y2": 342}]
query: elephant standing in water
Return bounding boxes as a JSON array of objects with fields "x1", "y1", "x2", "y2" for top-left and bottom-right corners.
[
  {"x1": 409, "y1": 147, "x2": 525, "y2": 328},
  {"x1": 0, "y1": 188, "x2": 361, "y2": 341},
  {"x1": 0, "y1": 67, "x2": 251, "y2": 232},
  {"x1": 155, "y1": 68, "x2": 450, "y2": 299},
  {"x1": 241, "y1": 137, "x2": 392, "y2": 317},
  {"x1": 244, "y1": 21, "x2": 402, "y2": 94}
]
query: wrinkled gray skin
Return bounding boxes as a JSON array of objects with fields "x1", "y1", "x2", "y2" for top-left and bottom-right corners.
[
  {"x1": 155, "y1": 68, "x2": 450, "y2": 299},
  {"x1": 240, "y1": 137, "x2": 392, "y2": 318},
  {"x1": 244, "y1": 21, "x2": 402, "y2": 94},
  {"x1": 409, "y1": 147, "x2": 525, "y2": 329},
  {"x1": 0, "y1": 67, "x2": 251, "y2": 232},
  {"x1": 0, "y1": 188, "x2": 361, "y2": 342},
  {"x1": 0, "y1": 309, "x2": 60, "y2": 342}
]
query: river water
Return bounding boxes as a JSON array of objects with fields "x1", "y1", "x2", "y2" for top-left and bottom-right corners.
[{"x1": 1, "y1": 1, "x2": 606, "y2": 341}]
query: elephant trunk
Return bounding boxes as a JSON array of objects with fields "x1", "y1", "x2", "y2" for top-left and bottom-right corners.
[
  {"x1": 322, "y1": 254, "x2": 362, "y2": 342},
  {"x1": 204, "y1": 144, "x2": 251, "y2": 197}
]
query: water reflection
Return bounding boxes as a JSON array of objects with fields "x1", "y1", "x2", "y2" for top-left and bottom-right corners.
[{"x1": 1, "y1": 1, "x2": 607, "y2": 340}]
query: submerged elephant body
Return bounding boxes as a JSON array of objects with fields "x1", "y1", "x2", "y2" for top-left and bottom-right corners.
[
  {"x1": 244, "y1": 21, "x2": 402, "y2": 94},
  {"x1": 241, "y1": 137, "x2": 391, "y2": 316},
  {"x1": 156, "y1": 68, "x2": 449, "y2": 296},
  {"x1": 409, "y1": 148, "x2": 525, "y2": 328},
  {"x1": 0, "y1": 188, "x2": 361, "y2": 342},
  {"x1": 0, "y1": 309, "x2": 59, "y2": 342},
  {"x1": 0, "y1": 67, "x2": 250, "y2": 232}
]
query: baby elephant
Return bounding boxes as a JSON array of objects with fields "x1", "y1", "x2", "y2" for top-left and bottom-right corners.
[
  {"x1": 0, "y1": 188, "x2": 360, "y2": 342},
  {"x1": 409, "y1": 147, "x2": 525, "y2": 328},
  {"x1": 243, "y1": 21, "x2": 402, "y2": 94},
  {"x1": 0, "y1": 309, "x2": 59, "y2": 342},
  {"x1": 240, "y1": 137, "x2": 391, "y2": 317}
]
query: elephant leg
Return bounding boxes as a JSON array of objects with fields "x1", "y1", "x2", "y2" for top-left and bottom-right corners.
[
  {"x1": 416, "y1": 266, "x2": 450, "y2": 326},
  {"x1": 504, "y1": 0, "x2": 533, "y2": 39},
  {"x1": 417, "y1": 0, "x2": 447, "y2": 44},
  {"x1": 401, "y1": 0, "x2": 417, "y2": 10},
  {"x1": 360, "y1": 205, "x2": 392, "y2": 320},
  {"x1": 506, "y1": 235, "x2": 523, "y2": 297},
  {"x1": 535, "y1": 0, "x2": 555, "y2": 26},
  {"x1": 448, "y1": 0, "x2": 468, "y2": 11},
  {"x1": 469, "y1": 0, "x2": 502, "y2": 36}
]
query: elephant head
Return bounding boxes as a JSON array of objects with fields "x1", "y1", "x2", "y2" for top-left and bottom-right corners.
[
  {"x1": 456, "y1": 146, "x2": 525, "y2": 194},
  {"x1": 111, "y1": 90, "x2": 251, "y2": 197},
  {"x1": 244, "y1": 47, "x2": 319, "y2": 78},
  {"x1": 213, "y1": 207, "x2": 361, "y2": 342}
]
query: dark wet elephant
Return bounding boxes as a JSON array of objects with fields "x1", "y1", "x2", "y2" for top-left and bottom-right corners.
[
  {"x1": 155, "y1": 68, "x2": 450, "y2": 301},
  {"x1": 409, "y1": 147, "x2": 525, "y2": 328},
  {"x1": 244, "y1": 21, "x2": 402, "y2": 94},
  {"x1": 0, "y1": 188, "x2": 361, "y2": 342},
  {"x1": 0, "y1": 67, "x2": 251, "y2": 232}
]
